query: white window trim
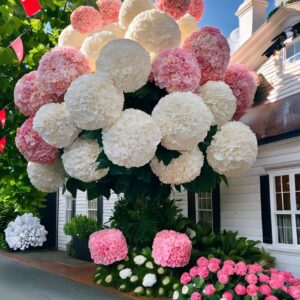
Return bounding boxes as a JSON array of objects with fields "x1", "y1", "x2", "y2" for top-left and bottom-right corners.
[{"x1": 269, "y1": 168, "x2": 300, "y2": 250}]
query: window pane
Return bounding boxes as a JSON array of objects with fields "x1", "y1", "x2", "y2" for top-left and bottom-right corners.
[
  {"x1": 297, "y1": 215, "x2": 300, "y2": 245},
  {"x1": 207, "y1": 197, "x2": 212, "y2": 209},
  {"x1": 296, "y1": 192, "x2": 300, "y2": 211},
  {"x1": 286, "y1": 45, "x2": 294, "y2": 59},
  {"x1": 277, "y1": 215, "x2": 293, "y2": 244},
  {"x1": 197, "y1": 211, "x2": 212, "y2": 228},
  {"x1": 88, "y1": 210, "x2": 97, "y2": 221},
  {"x1": 276, "y1": 193, "x2": 283, "y2": 211},
  {"x1": 295, "y1": 41, "x2": 300, "y2": 53},
  {"x1": 275, "y1": 176, "x2": 282, "y2": 192},
  {"x1": 283, "y1": 193, "x2": 291, "y2": 211},
  {"x1": 295, "y1": 174, "x2": 300, "y2": 191},
  {"x1": 282, "y1": 175, "x2": 290, "y2": 192},
  {"x1": 197, "y1": 198, "x2": 204, "y2": 209}
]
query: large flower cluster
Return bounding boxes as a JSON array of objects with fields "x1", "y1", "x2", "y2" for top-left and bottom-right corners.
[
  {"x1": 58, "y1": 25, "x2": 87, "y2": 49},
  {"x1": 16, "y1": 118, "x2": 58, "y2": 164},
  {"x1": 151, "y1": 48, "x2": 201, "y2": 93},
  {"x1": 177, "y1": 14, "x2": 199, "y2": 42},
  {"x1": 188, "y1": 0, "x2": 204, "y2": 21},
  {"x1": 207, "y1": 122, "x2": 258, "y2": 178},
  {"x1": 152, "y1": 230, "x2": 192, "y2": 268},
  {"x1": 156, "y1": 0, "x2": 191, "y2": 20},
  {"x1": 89, "y1": 229, "x2": 128, "y2": 265},
  {"x1": 5, "y1": 213, "x2": 47, "y2": 251},
  {"x1": 97, "y1": 0, "x2": 122, "y2": 26}
]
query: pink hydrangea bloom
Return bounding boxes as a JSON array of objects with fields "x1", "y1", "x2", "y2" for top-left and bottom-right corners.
[
  {"x1": 245, "y1": 274, "x2": 258, "y2": 285},
  {"x1": 88, "y1": 229, "x2": 128, "y2": 265},
  {"x1": 266, "y1": 296, "x2": 279, "y2": 300},
  {"x1": 259, "y1": 284, "x2": 272, "y2": 296},
  {"x1": 217, "y1": 271, "x2": 229, "y2": 284},
  {"x1": 189, "y1": 266, "x2": 199, "y2": 277},
  {"x1": 97, "y1": 0, "x2": 121, "y2": 26},
  {"x1": 188, "y1": 0, "x2": 204, "y2": 21},
  {"x1": 180, "y1": 272, "x2": 191, "y2": 284},
  {"x1": 71, "y1": 6, "x2": 103, "y2": 34},
  {"x1": 198, "y1": 267, "x2": 209, "y2": 279},
  {"x1": 223, "y1": 259, "x2": 235, "y2": 266},
  {"x1": 208, "y1": 262, "x2": 220, "y2": 272},
  {"x1": 14, "y1": 71, "x2": 62, "y2": 117},
  {"x1": 235, "y1": 261, "x2": 247, "y2": 276},
  {"x1": 191, "y1": 292, "x2": 202, "y2": 300},
  {"x1": 209, "y1": 258, "x2": 221, "y2": 265},
  {"x1": 151, "y1": 48, "x2": 201, "y2": 93},
  {"x1": 156, "y1": 0, "x2": 191, "y2": 20},
  {"x1": 248, "y1": 263, "x2": 263, "y2": 274},
  {"x1": 247, "y1": 284, "x2": 259, "y2": 297},
  {"x1": 259, "y1": 274, "x2": 270, "y2": 283},
  {"x1": 37, "y1": 47, "x2": 90, "y2": 97},
  {"x1": 221, "y1": 264, "x2": 235, "y2": 276},
  {"x1": 224, "y1": 64, "x2": 257, "y2": 120},
  {"x1": 269, "y1": 279, "x2": 283, "y2": 290},
  {"x1": 204, "y1": 284, "x2": 216, "y2": 295},
  {"x1": 222, "y1": 291, "x2": 233, "y2": 300},
  {"x1": 16, "y1": 118, "x2": 58, "y2": 164},
  {"x1": 288, "y1": 286, "x2": 300, "y2": 299},
  {"x1": 152, "y1": 230, "x2": 192, "y2": 268},
  {"x1": 183, "y1": 26, "x2": 230, "y2": 85},
  {"x1": 234, "y1": 284, "x2": 246, "y2": 296},
  {"x1": 197, "y1": 257, "x2": 209, "y2": 268}
]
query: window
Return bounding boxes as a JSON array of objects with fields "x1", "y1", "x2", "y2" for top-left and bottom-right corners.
[
  {"x1": 196, "y1": 191, "x2": 213, "y2": 228},
  {"x1": 271, "y1": 171, "x2": 300, "y2": 246},
  {"x1": 65, "y1": 195, "x2": 74, "y2": 223},
  {"x1": 285, "y1": 38, "x2": 300, "y2": 64},
  {"x1": 88, "y1": 199, "x2": 98, "y2": 221}
]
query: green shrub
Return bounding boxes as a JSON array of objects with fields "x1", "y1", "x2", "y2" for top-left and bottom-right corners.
[
  {"x1": 0, "y1": 233, "x2": 6, "y2": 250},
  {"x1": 64, "y1": 215, "x2": 99, "y2": 239},
  {"x1": 0, "y1": 201, "x2": 17, "y2": 235}
]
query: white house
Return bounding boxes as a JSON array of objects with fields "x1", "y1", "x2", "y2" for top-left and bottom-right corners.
[{"x1": 56, "y1": 0, "x2": 300, "y2": 277}]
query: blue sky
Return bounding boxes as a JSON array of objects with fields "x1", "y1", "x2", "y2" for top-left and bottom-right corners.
[{"x1": 200, "y1": 0, "x2": 276, "y2": 37}]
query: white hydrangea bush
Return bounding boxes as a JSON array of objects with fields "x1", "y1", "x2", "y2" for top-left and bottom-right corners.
[{"x1": 5, "y1": 213, "x2": 48, "y2": 251}]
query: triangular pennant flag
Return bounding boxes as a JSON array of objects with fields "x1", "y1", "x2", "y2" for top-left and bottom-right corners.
[
  {"x1": 18, "y1": 0, "x2": 42, "y2": 17},
  {"x1": 0, "y1": 137, "x2": 6, "y2": 153},
  {"x1": 0, "y1": 109, "x2": 6, "y2": 129},
  {"x1": 11, "y1": 37, "x2": 24, "y2": 63}
]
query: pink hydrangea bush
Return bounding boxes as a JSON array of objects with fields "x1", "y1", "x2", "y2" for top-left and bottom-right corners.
[
  {"x1": 156, "y1": 0, "x2": 191, "y2": 20},
  {"x1": 97, "y1": 0, "x2": 121, "y2": 26},
  {"x1": 224, "y1": 63, "x2": 257, "y2": 120},
  {"x1": 183, "y1": 26, "x2": 230, "y2": 85},
  {"x1": 89, "y1": 229, "x2": 128, "y2": 265},
  {"x1": 151, "y1": 48, "x2": 201, "y2": 93},
  {"x1": 152, "y1": 230, "x2": 192, "y2": 268},
  {"x1": 175, "y1": 257, "x2": 300, "y2": 300},
  {"x1": 71, "y1": 6, "x2": 103, "y2": 34},
  {"x1": 188, "y1": 0, "x2": 204, "y2": 21},
  {"x1": 15, "y1": 118, "x2": 58, "y2": 164},
  {"x1": 14, "y1": 71, "x2": 62, "y2": 117},
  {"x1": 37, "y1": 47, "x2": 90, "y2": 97}
]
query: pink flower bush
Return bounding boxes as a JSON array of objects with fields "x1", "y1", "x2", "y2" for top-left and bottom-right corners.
[
  {"x1": 183, "y1": 26, "x2": 230, "y2": 85},
  {"x1": 151, "y1": 48, "x2": 201, "y2": 93},
  {"x1": 224, "y1": 63, "x2": 257, "y2": 120},
  {"x1": 16, "y1": 118, "x2": 58, "y2": 164},
  {"x1": 37, "y1": 47, "x2": 90, "y2": 97},
  {"x1": 152, "y1": 230, "x2": 192, "y2": 268},
  {"x1": 97, "y1": 0, "x2": 121, "y2": 26},
  {"x1": 88, "y1": 229, "x2": 128, "y2": 265},
  {"x1": 71, "y1": 6, "x2": 103, "y2": 34},
  {"x1": 14, "y1": 71, "x2": 62, "y2": 117},
  {"x1": 156, "y1": 0, "x2": 191, "y2": 20},
  {"x1": 188, "y1": 0, "x2": 204, "y2": 21}
]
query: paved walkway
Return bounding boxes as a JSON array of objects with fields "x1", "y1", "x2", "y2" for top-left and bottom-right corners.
[{"x1": 0, "y1": 255, "x2": 130, "y2": 300}]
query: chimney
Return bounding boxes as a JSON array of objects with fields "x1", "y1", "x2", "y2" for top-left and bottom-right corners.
[{"x1": 236, "y1": 0, "x2": 268, "y2": 46}]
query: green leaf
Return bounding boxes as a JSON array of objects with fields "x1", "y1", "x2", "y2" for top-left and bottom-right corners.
[
  {"x1": 96, "y1": 151, "x2": 111, "y2": 169},
  {"x1": 156, "y1": 144, "x2": 181, "y2": 166},
  {"x1": 215, "y1": 282, "x2": 225, "y2": 291},
  {"x1": 193, "y1": 277, "x2": 204, "y2": 288}
]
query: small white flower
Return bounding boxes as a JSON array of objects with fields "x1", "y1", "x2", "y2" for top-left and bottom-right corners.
[
  {"x1": 119, "y1": 268, "x2": 132, "y2": 279},
  {"x1": 133, "y1": 286, "x2": 144, "y2": 294},
  {"x1": 119, "y1": 284, "x2": 126, "y2": 290},
  {"x1": 158, "y1": 287, "x2": 164, "y2": 296},
  {"x1": 182, "y1": 285, "x2": 189, "y2": 294},
  {"x1": 105, "y1": 275, "x2": 112, "y2": 283},
  {"x1": 162, "y1": 276, "x2": 170, "y2": 286},
  {"x1": 133, "y1": 255, "x2": 147, "y2": 266},
  {"x1": 157, "y1": 267, "x2": 165, "y2": 275},
  {"x1": 186, "y1": 228, "x2": 196, "y2": 239},
  {"x1": 117, "y1": 264, "x2": 125, "y2": 271},
  {"x1": 130, "y1": 275, "x2": 139, "y2": 283},
  {"x1": 125, "y1": 256, "x2": 129, "y2": 262},
  {"x1": 142, "y1": 273, "x2": 157, "y2": 287},
  {"x1": 173, "y1": 283, "x2": 179, "y2": 290},
  {"x1": 145, "y1": 261, "x2": 154, "y2": 269},
  {"x1": 173, "y1": 290, "x2": 179, "y2": 300}
]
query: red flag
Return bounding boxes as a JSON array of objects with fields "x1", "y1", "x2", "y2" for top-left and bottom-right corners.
[
  {"x1": 0, "y1": 109, "x2": 6, "y2": 129},
  {"x1": 0, "y1": 137, "x2": 6, "y2": 153},
  {"x1": 19, "y1": 0, "x2": 42, "y2": 17},
  {"x1": 11, "y1": 37, "x2": 24, "y2": 63}
]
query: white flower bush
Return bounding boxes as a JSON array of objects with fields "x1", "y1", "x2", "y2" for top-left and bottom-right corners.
[
  {"x1": 177, "y1": 14, "x2": 199, "y2": 42},
  {"x1": 119, "y1": 268, "x2": 132, "y2": 279},
  {"x1": 125, "y1": 9, "x2": 181, "y2": 53},
  {"x1": 207, "y1": 121, "x2": 258, "y2": 177},
  {"x1": 152, "y1": 92, "x2": 213, "y2": 151},
  {"x1": 5, "y1": 213, "x2": 48, "y2": 251},
  {"x1": 80, "y1": 31, "x2": 117, "y2": 71},
  {"x1": 58, "y1": 25, "x2": 87, "y2": 49},
  {"x1": 143, "y1": 273, "x2": 157, "y2": 287},
  {"x1": 103, "y1": 109, "x2": 161, "y2": 168},
  {"x1": 64, "y1": 73, "x2": 124, "y2": 130},
  {"x1": 150, "y1": 148, "x2": 204, "y2": 184},
  {"x1": 96, "y1": 39, "x2": 151, "y2": 93},
  {"x1": 27, "y1": 159, "x2": 64, "y2": 193},
  {"x1": 62, "y1": 137, "x2": 109, "y2": 182},
  {"x1": 134, "y1": 255, "x2": 147, "y2": 265},
  {"x1": 119, "y1": 0, "x2": 154, "y2": 29},
  {"x1": 199, "y1": 81, "x2": 237, "y2": 126},
  {"x1": 33, "y1": 103, "x2": 80, "y2": 148}
]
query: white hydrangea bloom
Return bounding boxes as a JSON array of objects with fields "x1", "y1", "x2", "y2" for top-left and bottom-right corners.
[
  {"x1": 134, "y1": 255, "x2": 147, "y2": 265},
  {"x1": 80, "y1": 31, "x2": 117, "y2": 71},
  {"x1": 145, "y1": 261, "x2": 154, "y2": 269},
  {"x1": 173, "y1": 291, "x2": 179, "y2": 300},
  {"x1": 119, "y1": 0, "x2": 154, "y2": 29},
  {"x1": 5, "y1": 213, "x2": 48, "y2": 251},
  {"x1": 182, "y1": 285, "x2": 189, "y2": 294},
  {"x1": 105, "y1": 275, "x2": 113, "y2": 283},
  {"x1": 27, "y1": 159, "x2": 64, "y2": 193},
  {"x1": 177, "y1": 14, "x2": 199, "y2": 42},
  {"x1": 152, "y1": 92, "x2": 213, "y2": 151},
  {"x1": 119, "y1": 268, "x2": 132, "y2": 279},
  {"x1": 64, "y1": 74, "x2": 124, "y2": 130},
  {"x1": 150, "y1": 148, "x2": 204, "y2": 184},
  {"x1": 157, "y1": 267, "x2": 165, "y2": 274},
  {"x1": 162, "y1": 276, "x2": 171, "y2": 286},
  {"x1": 62, "y1": 137, "x2": 109, "y2": 183},
  {"x1": 125, "y1": 9, "x2": 181, "y2": 53},
  {"x1": 199, "y1": 81, "x2": 237, "y2": 126},
  {"x1": 207, "y1": 121, "x2": 258, "y2": 177},
  {"x1": 142, "y1": 273, "x2": 157, "y2": 287},
  {"x1": 130, "y1": 275, "x2": 139, "y2": 282},
  {"x1": 33, "y1": 103, "x2": 80, "y2": 148},
  {"x1": 58, "y1": 25, "x2": 87, "y2": 49},
  {"x1": 103, "y1": 109, "x2": 161, "y2": 168},
  {"x1": 96, "y1": 39, "x2": 151, "y2": 93},
  {"x1": 100, "y1": 23, "x2": 126, "y2": 38}
]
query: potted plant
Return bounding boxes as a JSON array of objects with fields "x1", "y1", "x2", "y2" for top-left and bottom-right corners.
[{"x1": 64, "y1": 215, "x2": 98, "y2": 262}]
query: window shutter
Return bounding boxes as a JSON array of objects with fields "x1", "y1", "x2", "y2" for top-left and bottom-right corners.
[
  {"x1": 187, "y1": 192, "x2": 196, "y2": 223},
  {"x1": 260, "y1": 175, "x2": 273, "y2": 244},
  {"x1": 212, "y1": 185, "x2": 221, "y2": 234},
  {"x1": 97, "y1": 196, "x2": 104, "y2": 226},
  {"x1": 71, "y1": 197, "x2": 76, "y2": 218}
]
